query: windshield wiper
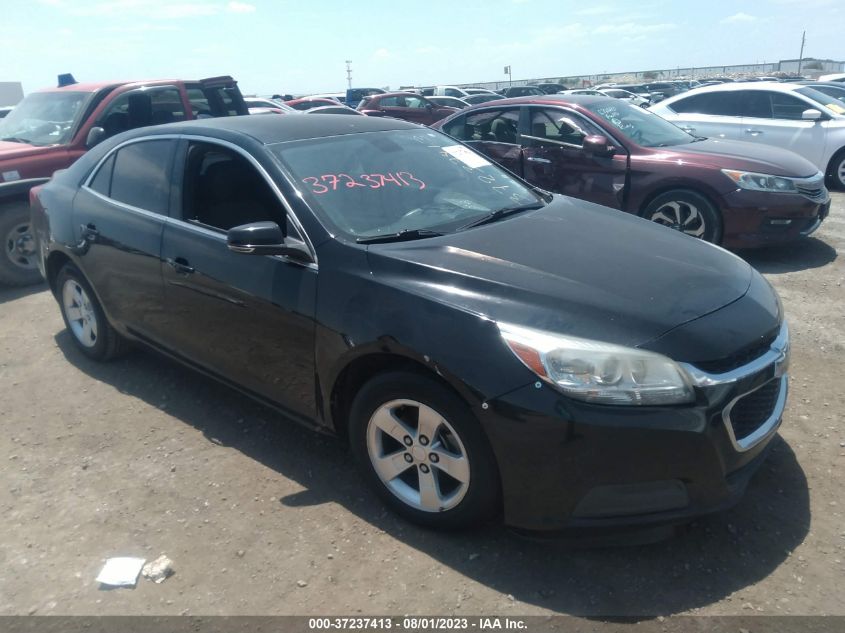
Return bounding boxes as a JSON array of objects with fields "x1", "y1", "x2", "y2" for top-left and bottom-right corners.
[
  {"x1": 356, "y1": 228, "x2": 445, "y2": 244},
  {"x1": 691, "y1": 136, "x2": 708, "y2": 142},
  {"x1": 458, "y1": 203, "x2": 545, "y2": 231},
  {"x1": 1, "y1": 137, "x2": 33, "y2": 144}
]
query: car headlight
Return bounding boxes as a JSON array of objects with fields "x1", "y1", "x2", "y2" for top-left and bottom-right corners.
[
  {"x1": 498, "y1": 323, "x2": 694, "y2": 405},
  {"x1": 721, "y1": 169, "x2": 798, "y2": 193}
]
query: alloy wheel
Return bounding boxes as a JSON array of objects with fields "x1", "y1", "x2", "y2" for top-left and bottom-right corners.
[
  {"x1": 62, "y1": 279, "x2": 99, "y2": 348},
  {"x1": 837, "y1": 156, "x2": 845, "y2": 188},
  {"x1": 5, "y1": 222, "x2": 37, "y2": 271},
  {"x1": 366, "y1": 399, "x2": 470, "y2": 513},
  {"x1": 648, "y1": 201, "x2": 706, "y2": 238}
]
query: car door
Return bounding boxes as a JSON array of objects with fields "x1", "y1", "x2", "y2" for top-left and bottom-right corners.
[
  {"x1": 739, "y1": 90, "x2": 827, "y2": 167},
  {"x1": 662, "y1": 91, "x2": 743, "y2": 140},
  {"x1": 72, "y1": 137, "x2": 175, "y2": 336},
  {"x1": 157, "y1": 140, "x2": 318, "y2": 419},
  {"x1": 521, "y1": 107, "x2": 629, "y2": 210},
  {"x1": 441, "y1": 107, "x2": 524, "y2": 176}
]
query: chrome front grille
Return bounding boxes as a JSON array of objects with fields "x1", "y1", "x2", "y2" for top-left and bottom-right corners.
[{"x1": 681, "y1": 321, "x2": 790, "y2": 452}]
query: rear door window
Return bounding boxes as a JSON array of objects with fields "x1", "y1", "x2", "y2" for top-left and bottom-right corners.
[
  {"x1": 669, "y1": 92, "x2": 743, "y2": 117},
  {"x1": 187, "y1": 85, "x2": 244, "y2": 118},
  {"x1": 108, "y1": 140, "x2": 175, "y2": 214}
]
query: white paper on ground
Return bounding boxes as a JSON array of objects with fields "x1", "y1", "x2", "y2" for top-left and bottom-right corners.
[
  {"x1": 441, "y1": 145, "x2": 491, "y2": 169},
  {"x1": 96, "y1": 557, "x2": 146, "y2": 587}
]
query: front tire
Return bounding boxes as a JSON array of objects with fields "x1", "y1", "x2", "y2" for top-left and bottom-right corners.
[
  {"x1": 0, "y1": 200, "x2": 43, "y2": 286},
  {"x1": 827, "y1": 149, "x2": 845, "y2": 191},
  {"x1": 56, "y1": 264, "x2": 129, "y2": 361},
  {"x1": 642, "y1": 189, "x2": 722, "y2": 244},
  {"x1": 348, "y1": 371, "x2": 500, "y2": 530}
]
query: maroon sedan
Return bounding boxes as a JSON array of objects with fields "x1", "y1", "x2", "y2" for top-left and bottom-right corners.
[
  {"x1": 357, "y1": 92, "x2": 458, "y2": 126},
  {"x1": 433, "y1": 95, "x2": 830, "y2": 247}
]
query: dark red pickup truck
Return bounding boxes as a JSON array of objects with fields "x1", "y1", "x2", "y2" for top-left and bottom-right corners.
[{"x1": 0, "y1": 75, "x2": 247, "y2": 285}]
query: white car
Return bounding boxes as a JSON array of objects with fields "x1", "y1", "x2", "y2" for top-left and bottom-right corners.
[
  {"x1": 599, "y1": 88, "x2": 650, "y2": 107},
  {"x1": 819, "y1": 73, "x2": 845, "y2": 83},
  {"x1": 651, "y1": 82, "x2": 845, "y2": 188},
  {"x1": 433, "y1": 85, "x2": 471, "y2": 98}
]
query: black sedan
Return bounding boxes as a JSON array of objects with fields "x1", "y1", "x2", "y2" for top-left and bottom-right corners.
[{"x1": 31, "y1": 115, "x2": 789, "y2": 532}]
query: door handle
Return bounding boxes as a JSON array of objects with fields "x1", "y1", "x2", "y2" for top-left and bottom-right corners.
[
  {"x1": 526, "y1": 156, "x2": 552, "y2": 164},
  {"x1": 745, "y1": 129, "x2": 764, "y2": 135},
  {"x1": 166, "y1": 257, "x2": 195, "y2": 275},
  {"x1": 80, "y1": 223, "x2": 99, "y2": 241}
]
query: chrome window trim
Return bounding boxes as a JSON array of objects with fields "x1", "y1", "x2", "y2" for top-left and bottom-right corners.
[
  {"x1": 81, "y1": 185, "x2": 169, "y2": 222},
  {"x1": 81, "y1": 133, "x2": 319, "y2": 267},
  {"x1": 722, "y1": 375, "x2": 788, "y2": 452},
  {"x1": 680, "y1": 321, "x2": 789, "y2": 387}
]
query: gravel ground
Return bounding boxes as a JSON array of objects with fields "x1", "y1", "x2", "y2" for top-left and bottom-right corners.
[{"x1": 0, "y1": 194, "x2": 843, "y2": 618}]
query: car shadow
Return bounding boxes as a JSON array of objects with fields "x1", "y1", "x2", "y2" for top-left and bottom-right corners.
[
  {"x1": 0, "y1": 280, "x2": 47, "y2": 304},
  {"x1": 54, "y1": 332, "x2": 810, "y2": 618},
  {"x1": 737, "y1": 237, "x2": 837, "y2": 274}
]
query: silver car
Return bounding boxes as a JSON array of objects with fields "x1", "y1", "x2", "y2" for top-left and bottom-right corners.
[{"x1": 651, "y1": 82, "x2": 845, "y2": 189}]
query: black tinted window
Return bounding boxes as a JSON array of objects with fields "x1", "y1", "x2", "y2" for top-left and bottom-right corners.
[
  {"x1": 742, "y1": 92, "x2": 772, "y2": 118},
  {"x1": 669, "y1": 92, "x2": 742, "y2": 116},
  {"x1": 89, "y1": 153, "x2": 115, "y2": 196},
  {"x1": 110, "y1": 140, "x2": 173, "y2": 214}
]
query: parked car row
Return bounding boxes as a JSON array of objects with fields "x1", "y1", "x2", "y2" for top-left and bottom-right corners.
[{"x1": 434, "y1": 95, "x2": 830, "y2": 248}]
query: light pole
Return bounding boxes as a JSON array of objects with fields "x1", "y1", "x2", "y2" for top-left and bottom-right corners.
[
  {"x1": 797, "y1": 31, "x2": 806, "y2": 75},
  {"x1": 504, "y1": 65, "x2": 512, "y2": 88},
  {"x1": 345, "y1": 60, "x2": 353, "y2": 89}
]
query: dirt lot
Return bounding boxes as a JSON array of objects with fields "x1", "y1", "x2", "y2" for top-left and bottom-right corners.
[{"x1": 1, "y1": 194, "x2": 843, "y2": 619}]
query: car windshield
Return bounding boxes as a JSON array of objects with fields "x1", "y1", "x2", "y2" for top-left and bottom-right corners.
[
  {"x1": 586, "y1": 99, "x2": 695, "y2": 147},
  {"x1": 270, "y1": 129, "x2": 542, "y2": 240},
  {"x1": 796, "y1": 87, "x2": 845, "y2": 114},
  {"x1": 0, "y1": 91, "x2": 90, "y2": 146}
]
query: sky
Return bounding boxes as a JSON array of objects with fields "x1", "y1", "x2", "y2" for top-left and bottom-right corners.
[{"x1": 4, "y1": 0, "x2": 844, "y2": 97}]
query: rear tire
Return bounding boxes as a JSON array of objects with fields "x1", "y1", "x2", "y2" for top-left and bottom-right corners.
[
  {"x1": 56, "y1": 263, "x2": 130, "y2": 361},
  {"x1": 642, "y1": 189, "x2": 722, "y2": 244},
  {"x1": 348, "y1": 371, "x2": 500, "y2": 530},
  {"x1": 827, "y1": 149, "x2": 845, "y2": 191},
  {"x1": 0, "y1": 200, "x2": 43, "y2": 286}
]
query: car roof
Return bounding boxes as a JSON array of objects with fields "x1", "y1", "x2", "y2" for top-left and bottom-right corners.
[
  {"x1": 474, "y1": 94, "x2": 613, "y2": 108},
  {"x1": 34, "y1": 79, "x2": 189, "y2": 94},
  {"x1": 667, "y1": 81, "x2": 800, "y2": 96},
  {"x1": 370, "y1": 91, "x2": 429, "y2": 98},
  {"x1": 116, "y1": 113, "x2": 418, "y2": 145}
]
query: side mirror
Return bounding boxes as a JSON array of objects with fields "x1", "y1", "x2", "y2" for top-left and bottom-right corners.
[
  {"x1": 226, "y1": 221, "x2": 313, "y2": 263},
  {"x1": 802, "y1": 108, "x2": 823, "y2": 121},
  {"x1": 583, "y1": 135, "x2": 617, "y2": 157},
  {"x1": 86, "y1": 126, "x2": 105, "y2": 148}
]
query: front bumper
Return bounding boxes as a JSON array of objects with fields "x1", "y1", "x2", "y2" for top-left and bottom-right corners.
[
  {"x1": 720, "y1": 187, "x2": 830, "y2": 249},
  {"x1": 479, "y1": 323, "x2": 789, "y2": 531}
]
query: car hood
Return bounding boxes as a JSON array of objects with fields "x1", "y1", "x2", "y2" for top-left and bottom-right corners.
[
  {"x1": 0, "y1": 140, "x2": 56, "y2": 164},
  {"x1": 670, "y1": 138, "x2": 818, "y2": 177},
  {"x1": 367, "y1": 196, "x2": 753, "y2": 349}
]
